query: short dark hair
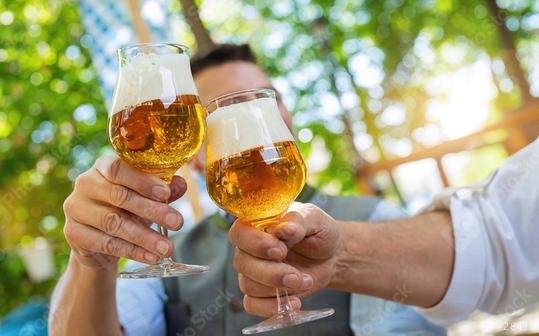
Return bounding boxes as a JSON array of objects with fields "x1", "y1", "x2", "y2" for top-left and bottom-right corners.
[{"x1": 190, "y1": 44, "x2": 258, "y2": 76}]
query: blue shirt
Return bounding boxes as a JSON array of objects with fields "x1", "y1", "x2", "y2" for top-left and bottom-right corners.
[{"x1": 117, "y1": 200, "x2": 446, "y2": 335}]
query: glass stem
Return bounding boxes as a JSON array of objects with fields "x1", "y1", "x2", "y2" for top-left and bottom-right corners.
[
  {"x1": 276, "y1": 288, "x2": 296, "y2": 316},
  {"x1": 157, "y1": 225, "x2": 173, "y2": 266},
  {"x1": 157, "y1": 173, "x2": 174, "y2": 267}
]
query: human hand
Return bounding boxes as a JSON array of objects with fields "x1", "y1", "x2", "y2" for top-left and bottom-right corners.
[
  {"x1": 63, "y1": 156, "x2": 186, "y2": 270},
  {"x1": 229, "y1": 202, "x2": 341, "y2": 317}
]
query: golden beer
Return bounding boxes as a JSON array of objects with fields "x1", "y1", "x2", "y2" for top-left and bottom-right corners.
[
  {"x1": 205, "y1": 88, "x2": 334, "y2": 333},
  {"x1": 109, "y1": 94, "x2": 205, "y2": 181},
  {"x1": 108, "y1": 43, "x2": 211, "y2": 278},
  {"x1": 207, "y1": 140, "x2": 305, "y2": 229}
]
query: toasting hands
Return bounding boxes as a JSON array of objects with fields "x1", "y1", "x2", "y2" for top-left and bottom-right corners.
[
  {"x1": 229, "y1": 202, "x2": 341, "y2": 317},
  {"x1": 63, "y1": 156, "x2": 187, "y2": 270}
]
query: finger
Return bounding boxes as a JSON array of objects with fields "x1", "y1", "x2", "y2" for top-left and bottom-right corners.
[
  {"x1": 94, "y1": 156, "x2": 187, "y2": 202},
  {"x1": 229, "y1": 220, "x2": 287, "y2": 261},
  {"x1": 238, "y1": 273, "x2": 312, "y2": 298},
  {"x1": 243, "y1": 295, "x2": 301, "y2": 318},
  {"x1": 69, "y1": 201, "x2": 174, "y2": 257},
  {"x1": 89, "y1": 177, "x2": 184, "y2": 231},
  {"x1": 266, "y1": 203, "x2": 321, "y2": 245},
  {"x1": 64, "y1": 221, "x2": 160, "y2": 264},
  {"x1": 233, "y1": 248, "x2": 312, "y2": 290},
  {"x1": 270, "y1": 203, "x2": 338, "y2": 258},
  {"x1": 168, "y1": 176, "x2": 187, "y2": 202},
  {"x1": 265, "y1": 217, "x2": 307, "y2": 249}
]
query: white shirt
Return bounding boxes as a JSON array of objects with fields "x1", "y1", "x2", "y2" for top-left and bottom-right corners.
[{"x1": 418, "y1": 138, "x2": 539, "y2": 326}]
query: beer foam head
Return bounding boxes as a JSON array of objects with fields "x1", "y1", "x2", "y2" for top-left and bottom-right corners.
[
  {"x1": 206, "y1": 97, "x2": 294, "y2": 163},
  {"x1": 110, "y1": 53, "x2": 198, "y2": 114}
]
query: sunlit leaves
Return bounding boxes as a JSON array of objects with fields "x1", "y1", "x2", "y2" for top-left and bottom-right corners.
[{"x1": 0, "y1": 0, "x2": 106, "y2": 284}]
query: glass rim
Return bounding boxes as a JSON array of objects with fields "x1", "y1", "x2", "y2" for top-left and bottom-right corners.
[
  {"x1": 205, "y1": 88, "x2": 276, "y2": 112},
  {"x1": 118, "y1": 42, "x2": 190, "y2": 56}
]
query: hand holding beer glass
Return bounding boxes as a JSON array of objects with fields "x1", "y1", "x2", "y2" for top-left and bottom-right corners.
[
  {"x1": 206, "y1": 89, "x2": 334, "y2": 334},
  {"x1": 108, "y1": 43, "x2": 208, "y2": 278}
]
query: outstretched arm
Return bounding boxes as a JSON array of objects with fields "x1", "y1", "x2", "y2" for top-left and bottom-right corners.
[
  {"x1": 231, "y1": 139, "x2": 539, "y2": 325},
  {"x1": 229, "y1": 202, "x2": 454, "y2": 317}
]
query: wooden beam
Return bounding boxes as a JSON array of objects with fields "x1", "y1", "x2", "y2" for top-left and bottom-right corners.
[
  {"x1": 358, "y1": 101, "x2": 539, "y2": 175},
  {"x1": 435, "y1": 157, "x2": 450, "y2": 188},
  {"x1": 126, "y1": 0, "x2": 151, "y2": 43}
]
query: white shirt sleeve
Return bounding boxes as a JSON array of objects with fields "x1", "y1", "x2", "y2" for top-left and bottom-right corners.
[
  {"x1": 416, "y1": 138, "x2": 539, "y2": 326},
  {"x1": 116, "y1": 274, "x2": 167, "y2": 336}
]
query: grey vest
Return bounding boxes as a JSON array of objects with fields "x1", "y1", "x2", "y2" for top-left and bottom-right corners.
[{"x1": 163, "y1": 186, "x2": 380, "y2": 336}]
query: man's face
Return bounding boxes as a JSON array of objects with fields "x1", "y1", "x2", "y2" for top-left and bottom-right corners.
[{"x1": 190, "y1": 61, "x2": 292, "y2": 172}]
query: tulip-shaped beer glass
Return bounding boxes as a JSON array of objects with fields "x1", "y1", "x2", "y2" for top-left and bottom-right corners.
[
  {"x1": 109, "y1": 43, "x2": 208, "y2": 278},
  {"x1": 205, "y1": 88, "x2": 334, "y2": 334}
]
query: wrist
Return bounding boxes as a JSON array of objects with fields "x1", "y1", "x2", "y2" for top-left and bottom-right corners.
[
  {"x1": 328, "y1": 220, "x2": 359, "y2": 290},
  {"x1": 328, "y1": 221, "x2": 386, "y2": 294},
  {"x1": 69, "y1": 251, "x2": 118, "y2": 278}
]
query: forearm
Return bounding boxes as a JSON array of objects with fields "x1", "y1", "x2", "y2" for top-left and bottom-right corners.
[
  {"x1": 329, "y1": 211, "x2": 454, "y2": 308},
  {"x1": 49, "y1": 252, "x2": 122, "y2": 336}
]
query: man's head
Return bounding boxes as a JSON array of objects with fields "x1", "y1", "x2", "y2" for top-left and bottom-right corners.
[{"x1": 189, "y1": 44, "x2": 292, "y2": 172}]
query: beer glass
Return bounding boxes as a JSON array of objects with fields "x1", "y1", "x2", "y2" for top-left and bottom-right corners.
[
  {"x1": 205, "y1": 88, "x2": 334, "y2": 334},
  {"x1": 109, "y1": 43, "x2": 209, "y2": 278}
]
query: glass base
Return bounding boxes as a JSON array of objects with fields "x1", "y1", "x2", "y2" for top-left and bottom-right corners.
[
  {"x1": 242, "y1": 308, "x2": 335, "y2": 335},
  {"x1": 119, "y1": 261, "x2": 209, "y2": 279}
]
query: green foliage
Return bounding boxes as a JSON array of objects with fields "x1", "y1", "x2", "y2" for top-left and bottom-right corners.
[
  {"x1": 212, "y1": 0, "x2": 535, "y2": 194},
  {"x1": 0, "y1": 0, "x2": 107, "y2": 315}
]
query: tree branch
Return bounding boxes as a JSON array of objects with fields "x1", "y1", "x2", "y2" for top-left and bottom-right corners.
[
  {"x1": 485, "y1": 0, "x2": 532, "y2": 104},
  {"x1": 178, "y1": 0, "x2": 216, "y2": 55}
]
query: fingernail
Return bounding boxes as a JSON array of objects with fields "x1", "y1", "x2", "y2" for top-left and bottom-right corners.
[
  {"x1": 283, "y1": 273, "x2": 301, "y2": 289},
  {"x1": 152, "y1": 185, "x2": 169, "y2": 201},
  {"x1": 267, "y1": 247, "x2": 284, "y2": 260},
  {"x1": 165, "y1": 213, "x2": 181, "y2": 228},
  {"x1": 302, "y1": 274, "x2": 313, "y2": 289},
  {"x1": 290, "y1": 297, "x2": 302, "y2": 310},
  {"x1": 145, "y1": 252, "x2": 158, "y2": 263},
  {"x1": 156, "y1": 240, "x2": 169, "y2": 256},
  {"x1": 170, "y1": 178, "x2": 186, "y2": 195}
]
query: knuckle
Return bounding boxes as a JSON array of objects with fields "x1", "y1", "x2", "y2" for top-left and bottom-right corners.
[
  {"x1": 94, "y1": 156, "x2": 107, "y2": 167},
  {"x1": 302, "y1": 203, "x2": 320, "y2": 217},
  {"x1": 284, "y1": 210, "x2": 302, "y2": 223},
  {"x1": 243, "y1": 296, "x2": 253, "y2": 314},
  {"x1": 238, "y1": 275, "x2": 249, "y2": 294},
  {"x1": 109, "y1": 185, "x2": 131, "y2": 207},
  {"x1": 108, "y1": 158, "x2": 122, "y2": 181},
  {"x1": 227, "y1": 224, "x2": 242, "y2": 246},
  {"x1": 142, "y1": 205, "x2": 155, "y2": 219},
  {"x1": 126, "y1": 244, "x2": 139, "y2": 260},
  {"x1": 73, "y1": 173, "x2": 86, "y2": 191},
  {"x1": 304, "y1": 203, "x2": 318, "y2": 211},
  {"x1": 233, "y1": 249, "x2": 242, "y2": 272},
  {"x1": 63, "y1": 223, "x2": 77, "y2": 243},
  {"x1": 63, "y1": 196, "x2": 74, "y2": 215},
  {"x1": 103, "y1": 211, "x2": 123, "y2": 236},
  {"x1": 259, "y1": 236, "x2": 275, "y2": 250},
  {"x1": 276, "y1": 266, "x2": 293, "y2": 283},
  {"x1": 102, "y1": 236, "x2": 120, "y2": 256},
  {"x1": 131, "y1": 226, "x2": 149, "y2": 247}
]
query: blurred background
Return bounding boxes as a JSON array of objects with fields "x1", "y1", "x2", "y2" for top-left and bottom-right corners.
[{"x1": 1, "y1": 0, "x2": 539, "y2": 334}]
